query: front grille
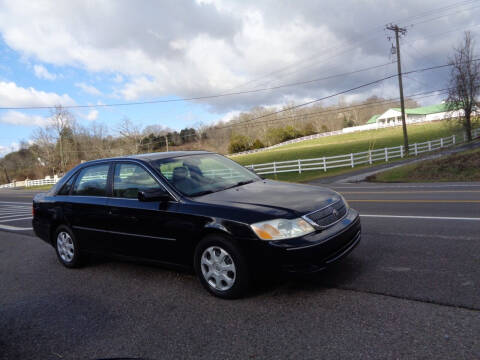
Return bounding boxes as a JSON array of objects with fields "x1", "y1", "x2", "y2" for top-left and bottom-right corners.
[{"x1": 304, "y1": 199, "x2": 347, "y2": 228}]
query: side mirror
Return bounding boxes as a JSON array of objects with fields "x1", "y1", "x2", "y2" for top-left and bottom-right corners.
[{"x1": 137, "y1": 189, "x2": 171, "y2": 202}]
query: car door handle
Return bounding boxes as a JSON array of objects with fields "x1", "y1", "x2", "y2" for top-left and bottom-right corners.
[{"x1": 108, "y1": 208, "x2": 137, "y2": 221}]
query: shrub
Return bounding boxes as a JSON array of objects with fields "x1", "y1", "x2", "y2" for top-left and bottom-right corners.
[
  {"x1": 302, "y1": 122, "x2": 317, "y2": 136},
  {"x1": 251, "y1": 139, "x2": 265, "y2": 149},
  {"x1": 229, "y1": 134, "x2": 251, "y2": 153}
]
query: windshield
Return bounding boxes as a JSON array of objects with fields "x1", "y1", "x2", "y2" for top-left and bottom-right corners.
[{"x1": 152, "y1": 153, "x2": 260, "y2": 197}]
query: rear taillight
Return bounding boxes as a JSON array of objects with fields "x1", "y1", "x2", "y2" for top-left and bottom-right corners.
[{"x1": 32, "y1": 205, "x2": 35, "y2": 217}]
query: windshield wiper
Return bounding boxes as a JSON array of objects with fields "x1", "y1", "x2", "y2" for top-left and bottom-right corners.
[
  {"x1": 223, "y1": 179, "x2": 256, "y2": 190},
  {"x1": 190, "y1": 180, "x2": 256, "y2": 197},
  {"x1": 189, "y1": 190, "x2": 215, "y2": 197}
]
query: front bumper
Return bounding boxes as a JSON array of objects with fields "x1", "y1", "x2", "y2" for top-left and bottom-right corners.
[{"x1": 248, "y1": 208, "x2": 361, "y2": 273}]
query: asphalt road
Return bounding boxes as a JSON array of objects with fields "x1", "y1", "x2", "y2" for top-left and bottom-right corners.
[{"x1": 0, "y1": 183, "x2": 479, "y2": 359}]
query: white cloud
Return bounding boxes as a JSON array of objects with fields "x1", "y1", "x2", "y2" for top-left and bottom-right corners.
[
  {"x1": 219, "y1": 110, "x2": 241, "y2": 123},
  {"x1": 112, "y1": 74, "x2": 123, "y2": 83},
  {"x1": 75, "y1": 82, "x2": 102, "y2": 96},
  {"x1": 86, "y1": 109, "x2": 98, "y2": 120},
  {"x1": 0, "y1": 110, "x2": 49, "y2": 126},
  {"x1": 0, "y1": 81, "x2": 74, "y2": 107},
  {"x1": 0, "y1": 0, "x2": 477, "y2": 113},
  {"x1": 0, "y1": 142, "x2": 21, "y2": 157},
  {"x1": 33, "y1": 64, "x2": 56, "y2": 80}
]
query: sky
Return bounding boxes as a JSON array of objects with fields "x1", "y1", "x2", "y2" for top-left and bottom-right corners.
[{"x1": 0, "y1": 0, "x2": 479, "y2": 156}]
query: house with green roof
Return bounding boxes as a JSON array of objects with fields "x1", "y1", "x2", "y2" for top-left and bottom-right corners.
[{"x1": 367, "y1": 103, "x2": 464, "y2": 127}]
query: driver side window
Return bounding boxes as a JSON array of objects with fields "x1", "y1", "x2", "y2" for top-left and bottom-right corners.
[{"x1": 113, "y1": 163, "x2": 161, "y2": 199}]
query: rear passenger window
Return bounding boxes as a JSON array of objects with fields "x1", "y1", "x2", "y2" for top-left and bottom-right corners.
[
  {"x1": 58, "y1": 174, "x2": 77, "y2": 195},
  {"x1": 72, "y1": 164, "x2": 109, "y2": 197},
  {"x1": 113, "y1": 163, "x2": 161, "y2": 198}
]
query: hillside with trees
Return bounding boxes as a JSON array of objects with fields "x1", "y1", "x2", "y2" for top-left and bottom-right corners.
[{"x1": 0, "y1": 96, "x2": 419, "y2": 183}]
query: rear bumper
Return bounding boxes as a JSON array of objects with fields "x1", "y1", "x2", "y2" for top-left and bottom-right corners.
[
  {"x1": 247, "y1": 208, "x2": 361, "y2": 273},
  {"x1": 32, "y1": 218, "x2": 52, "y2": 245}
]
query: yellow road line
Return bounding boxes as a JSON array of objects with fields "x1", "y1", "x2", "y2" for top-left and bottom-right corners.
[
  {"x1": 341, "y1": 191, "x2": 480, "y2": 194},
  {"x1": 349, "y1": 199, "x2": 480, "y2": 203}
]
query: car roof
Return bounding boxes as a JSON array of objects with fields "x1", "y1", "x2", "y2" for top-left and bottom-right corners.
[{"x1": 84, "y1": 150, "x2": 214, "y2": 164}]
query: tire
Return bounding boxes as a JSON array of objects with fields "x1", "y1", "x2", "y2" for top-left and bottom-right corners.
[
  {"x1": 54, "y1": 225, "x2": 83, "y2": 268},
  {"x1": 194, "y1": 234, "x2": 250, "y2": 299}
]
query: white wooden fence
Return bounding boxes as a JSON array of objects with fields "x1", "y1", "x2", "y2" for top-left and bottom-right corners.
[
  {"x1": 0, "y1": 177, "x2": 60, "y2": 189},
  {"x1": 246, "y1": 128, "x2": 479, "y2": 176}
]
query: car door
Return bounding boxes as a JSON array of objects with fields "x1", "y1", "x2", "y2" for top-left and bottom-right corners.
[
  {"x1": 106, "y1": 161, "x2": 180, "y2": 262},
  {"x1": 65, "y1": 162, "x2": 112, "y2": 252}
]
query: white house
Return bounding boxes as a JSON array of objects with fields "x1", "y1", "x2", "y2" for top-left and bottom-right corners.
[{"x1": 366, "y1": 103, "x2": 465, "y2": 126}]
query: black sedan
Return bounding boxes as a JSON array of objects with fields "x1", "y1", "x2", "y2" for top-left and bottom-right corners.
[{"x1": 33, "y1": 151, "x2": 361, "y2": 298}]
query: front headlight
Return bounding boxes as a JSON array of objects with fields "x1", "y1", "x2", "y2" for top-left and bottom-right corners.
[{"x1": 250, "y1": 218, "x2": 315, "y2": 240}]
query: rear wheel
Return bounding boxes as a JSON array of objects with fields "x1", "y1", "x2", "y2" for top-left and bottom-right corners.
[
  {"x1": 54, "y1": 225, "x2": 82, "y2": 268},
  {"x1": 194, "y1": 234, "x2": 249, "y2": 299}
]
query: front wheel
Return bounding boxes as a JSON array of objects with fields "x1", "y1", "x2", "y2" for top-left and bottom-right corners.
[{"x1": 194, "y1": 234, "x2": 249, "y2": 299}]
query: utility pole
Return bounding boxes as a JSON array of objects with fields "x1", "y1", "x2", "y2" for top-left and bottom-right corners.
[
  {"x1": 387, "y1": 24, "x2": 409, "y2": 154},
  {"x1": 165, "y1": 135, "x2": 169, "y2": 152}
]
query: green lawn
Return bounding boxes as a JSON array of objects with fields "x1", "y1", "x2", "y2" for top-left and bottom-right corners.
[
  {"x1": 231, "y1": 121, "x2": 465, "y2": 166},
  {"x1": 369, "y1": 145, "x2": 480, "y2": 182},
  {"x1": 23, "y1": 184, "x2": 53, "y2": 190}
]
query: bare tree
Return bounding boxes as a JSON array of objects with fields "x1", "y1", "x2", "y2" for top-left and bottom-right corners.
[
  {"x1": 118, "y1": 117, "x2": 142, "y2": 154},
  {"x1": 50, "y1": 105, "x2": 75, "y2": 172},
  {"x1": 446, "y1": 31, "x2": 480, "y2": 142},
  {"x1": 31, "y1": 126, "x2": 57, "y2": 176}
]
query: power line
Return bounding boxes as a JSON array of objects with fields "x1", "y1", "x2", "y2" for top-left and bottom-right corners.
[
  {"x1": 395, "y1": 0, "x2": 479, "y2": 25},
  {"x1": 1, "y1": 60, "x2": 467, "y2": 113},
  {"x1": 2, "y1": 3, "x2": 475, "y2": 112},
  {"x1": 25, "y1": 61, "x2": 474, "y2": 151},
  {"x1": 225, "y1": 0, "x2": 480, "y2": 91},
  {"x1": 214, "y1": 61, "x2": 473, "y2": 127},
  {"x1": 406, "y1": 3, "x2": 480, "y2": 28},
  {"x1": 212, "y1": 87, "x2": 452, "y2": 131},
  {"x1": 136, "y1": 87, "x2": 453, "y2": 150},
  {"x1": 20, "y1": 86, "x2": 456, "y2": 153},
  {"x1": 0, "y1": 62, "x2": 395, "y2": 111}
]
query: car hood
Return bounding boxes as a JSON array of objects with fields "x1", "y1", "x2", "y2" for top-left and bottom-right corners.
[{"x1": 192, "y1": 179, "x2": 340, "y2": 219}]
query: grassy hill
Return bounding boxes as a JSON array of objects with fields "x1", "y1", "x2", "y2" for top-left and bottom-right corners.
[
  {"x1": 232, "y1": 121, "x2": 465, "y2": 166},
  {"x1": 369, "y1": 144, "x2": 480, "y2": 182}
]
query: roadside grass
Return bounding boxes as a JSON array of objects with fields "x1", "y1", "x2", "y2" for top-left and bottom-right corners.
[
  {"x1": 232, "y1": 121, "x2": 464, "y2": 166},
  {"x1": 259, "y1": 146, "x2": 449, "y2": 183},
  {"x1": 259, "y1": 161, "x2": 384, "y2": 182},
  {"x1": 369, "y1": 144, "x2": 480, "y2": 182},
  {"x1": 23, "y1": 184, "x2": 53, "y2": 191}
]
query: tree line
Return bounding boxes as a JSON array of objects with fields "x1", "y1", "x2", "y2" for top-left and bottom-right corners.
[{"x1": 0, "y1": 95, "x2": 419, "y2": 183}]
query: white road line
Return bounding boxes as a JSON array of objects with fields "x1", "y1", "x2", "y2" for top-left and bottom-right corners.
[
  {"x1": 0, "y1": 212, "x2": 31, "y2": 215},
  {"x1": 360, "y1": 214, "x2": 480, "y2": 221},
  {"x1": 0, "y1": 205, "x2": 32, "y2": 210},
  {"x1": 0, "y1": 204, "x2": 31, "y2": 206},
  {"x1": 0, "y1": 208, "x2": 31, "y2": 212},
  {"x1": 0, "y1": 208, "x2": 31, "y2": 211},
  {"x1": 0, "y1": 201, "x2": 31, "y2": 204},
  {"x1": 0, "y1": 208, "x2": 30, "y2": 210},
  {"x1": 364, "y1": 232, "x2": 479, "y2": 241},
  {"x1": 332, "y1": 184, "x2": 480, "y2": 189},
  {"x1": 0, "y1": 213, "x2": 33, "y2": 219},
  {"x1": 0, "y1": 217, "x2": 32, "y2": 223},
  {"x1": 0, "y1": 224, "x2": 33, "y2": 231}
]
